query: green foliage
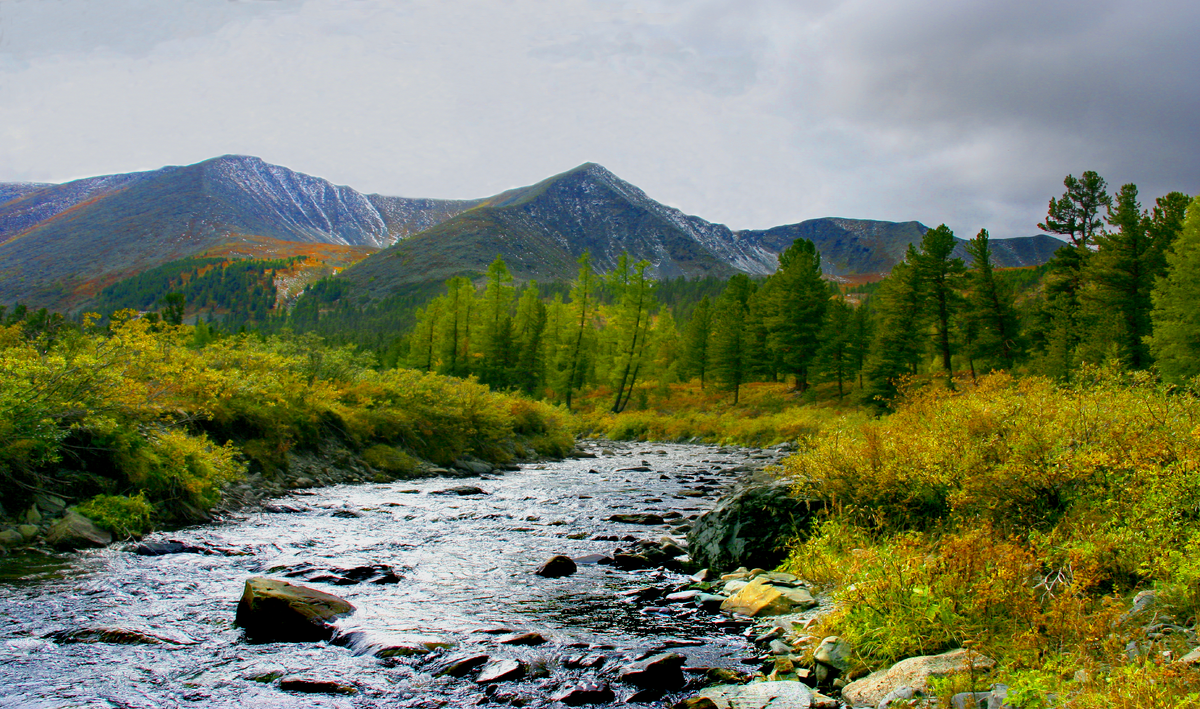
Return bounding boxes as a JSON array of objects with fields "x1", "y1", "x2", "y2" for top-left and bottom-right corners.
[
  {"x1": 75, "y1": 493, "x2": 154, "y2": 539},
  {"x1": 1149, "y1": 195, "x2": 1200, "y2": 383},
  {"x1": 362, "y1": 444, "x2": 419, "y2": 477}
]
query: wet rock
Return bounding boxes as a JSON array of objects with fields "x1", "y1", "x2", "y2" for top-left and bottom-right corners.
[
  {"x1": 431, "y1": 653, "x2": 491, "y2": 677},
  {"x1": 720, "y1": 579, "x2": 816, "y2": 617},
  {"x1": 279, "y1": 562, "x2": 403, "y2": 585},
  {"x1": 536, "y1": 555, "x2": 578, "y2": 577},
  {"x1": 46, "y1": 626, "x2": 197, "y2": 645},
  {"x1": 694, "y1": 681, "x2": 813, "y2": 708},
  {"x1": 552, "y1": 682, "x2": 615, "y2": 705},
  {"x1": 45, "y1": 510, "x2": 112, "y2": 549},
  {"x1": 33, "y1": 493, "x2": 67, "y2": 515},
  {"x1": 687, "y1": 482, "x2": 822, "y2": 571},
  {"x1": 333, "y1": 629, "x2": 452, "y2": 656},
  {"x1": 574, "y1": 553, "x2": 613, "y2": 565},
  {"x1": 841, "y1": 648, "x2": 997, "y2": 708},
  {"x1": 620, "y1": 652, "x2": 687, "y2": 690},
  {"x1": 564, "y1": 654, "x2": 607, "y2": 669},
  {"x1": 499, "y1": 631, "x2": 547, "y2": 645},
  {"x1": 235, "y1": 576, "x2": 355, "y2": 642},
  {"x1": 430, "y1": 485, "x2": 488, "y2": 496},
  {"x1": 262, "y1": 502, "x2": 310, "y2": 513},
  {"x1": 456, "y1": 458, "x2": 494, "y2": 474},
  {"x1": 132, "y1": 541, "x2": 204, "y2": 556},
  {"x1": 608, "y1": 513, "x2": 667, "y2": 525},
  {"x1": 613, "y1": 553, "x2": 654, "y2": 570},
  {"x1": 476, "y1": 658, "x2": 527, "y2": 683},
  {"x1": 279, "y1": 676, "x2": 357, "y2": 695}
]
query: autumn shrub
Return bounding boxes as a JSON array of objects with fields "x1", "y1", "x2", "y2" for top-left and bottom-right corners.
[
  {"x1": 362, "y1": 444, "x2": 419, "y2": 477},
  {"x1": 75, "y1": 493, "x2": 154, "y2": 538},
  {"x1": 779, "y1": 368, "x2": 1200, "y2": 685}
]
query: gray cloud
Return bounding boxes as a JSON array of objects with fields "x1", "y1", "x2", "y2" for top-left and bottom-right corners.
[{"x1": 0, "y1": 0, "x2": 1195, "y2": 242}]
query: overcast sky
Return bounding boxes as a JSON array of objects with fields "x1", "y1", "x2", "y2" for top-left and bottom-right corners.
[{"x1": 1, "y1": 0, "x2": 1196, "y2": 238}]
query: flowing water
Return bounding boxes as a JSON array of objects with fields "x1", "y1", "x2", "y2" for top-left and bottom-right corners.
[{"x1": 0, "y1": 442, "x2": 778, "y2": 708}]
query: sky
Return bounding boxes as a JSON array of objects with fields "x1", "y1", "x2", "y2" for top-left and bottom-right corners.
[{"x1": 1, "y1": 0, "x2": 1196, "y2": 239}]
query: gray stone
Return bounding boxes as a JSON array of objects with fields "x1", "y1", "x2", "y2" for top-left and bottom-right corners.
[
  {"x1": 813, "y1": 636, "x2": 852, "y2": 671},
  {"x1": 45, "y1": 510, "x2": 112, "y2": 549},
  {"x1": 841, "y1": 649, "x2": 996, "y2": 708},
  {"x1": 456, "y1": 458, "x2": 494, "y2": 474},
  {"x1": 687, "y1": 481, "x2": 822, "y2": 571},
  {"x1": 952, "y1": 691, "x2": 993, "y2": 709},
  {"x1": 696, "y1": 681, "x2": 813, "y2": 708},
  {"x1": 768, "y1": 640, "x2": 794, "y2": 655},
  {"x1": 878, "y1": 685, "x2": 917, "y2": 708},
  {"x1": 476, "y1": 658, "x2": 526, "y2": 683},
  {"x1": 234, "y1": 576, "x2": 354, "y2": 642}
]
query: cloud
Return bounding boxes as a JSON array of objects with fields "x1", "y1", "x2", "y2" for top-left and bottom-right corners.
[{"x1": 0, "y1": 0, "x2": 1195, "y2": 240}]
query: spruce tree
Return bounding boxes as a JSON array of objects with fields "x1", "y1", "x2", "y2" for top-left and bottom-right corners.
[
  {"x1": 862, "y1": 249, "x2": 926, "y2": 408},
  {"x1": 763, "y1": 239, "x2": 829, "y2": 391},
  {"x1": 816, "y1": 296, "x2": 853, "y2": 398},
  {"x1": 1148, "y1": 195, "x2": 1200, "y2": 382},
  {"x1": 963, "y1": 229, "x2": 1019, "y2": 371},
  {"x1": 681, "y1": 296, "x2": 713, "y2": 389},
  {"x1": 915, "y1": 224, "x2": 966, "y2": 381},
  {"x1": 710, "y1": 274, "x2": 757, "y2": 404}
]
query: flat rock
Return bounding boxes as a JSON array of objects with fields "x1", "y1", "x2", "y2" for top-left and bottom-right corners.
[
  {"x1": 45, "y1": 510, "x2": 111, "y2": 549},
  {"x1": 720, "y1": 579, "x2": 814, "y2": 617},
  {"x1": 608, "y1": 513, "x2": 666, "y2": 525},
  {"x1": 841, "y1": 649, "x2": 997, "y2": 708},
  {"x1": 431, "y1": 653, "x2": 490, "y2": 677},
  {"x1": 45, "y1": 626, "x2": 197, "y2": 646},
  {"x1": 132, "y1": 541, "x2": 204, "y2": 556},
  {"x1": 279, "y1": 676, "x2": 357, "y2": 695},
  {"x1": 696, "y1": 681, "x2": 813, "y2": 708},
  {"x1": 620, "y1": 652, "x2": 686, "y2": 690},
  {"x1": 477, "y1": 658, "x2": 526, "y2": 683},
  {"x1": 235, "y1": 576, "x2": 354, "y2": 642},
  {"x1": 537, "y1": 555, "x2": 578, "y2": 577},
  {"x1": 278, "y1": 562, "x2": 403, "y2": 585},
  {"x1": 430, "y1": 485, "x2": 488, "y2": 496},
  {"x1": 552, "y1": 682, "x2": 616, "y2": 705},
  {"x1": 499, "y1": 631, "x2": 547, "y2": 645}
]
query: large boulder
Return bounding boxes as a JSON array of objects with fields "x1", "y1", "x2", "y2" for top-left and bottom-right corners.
[
  {"x1": 687, "y1": 481, "x2": 821, "y2": 572},
  {"x1": 619, "y1": 652, "x2": 687, "y2": 690},
  {"x1": 720, "y1": 578, "x2": 816, "y2": 617},
  {"x1": 841, "y1": 648, "x2": 997, "y2": 707},
  {"x1": 695, "y1": 681, "x2": 813, "y2": 708},
  {"x1": 45, "y1": 510, "x2": 112, "y2": 549},
  {"x1": 235, "y1": 577, "x2": 355, "y2": 642}
]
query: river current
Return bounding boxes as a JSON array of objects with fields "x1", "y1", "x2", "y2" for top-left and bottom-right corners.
[{"x1": 0, "y1": 441, "x2": 776, "y2": 708}]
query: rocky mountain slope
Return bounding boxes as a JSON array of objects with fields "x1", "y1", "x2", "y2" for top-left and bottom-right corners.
[{"x1": 0, "y1": 156, "x2": 1065, "y2": 311}]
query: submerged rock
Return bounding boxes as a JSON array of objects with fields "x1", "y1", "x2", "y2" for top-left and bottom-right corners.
[
  {"x1": 552, "y1": 682, "x2": 615, "y2": 705},
  {"x1": 132, "y1": 541, "x2": 205, "y2": 556},
  {"x1": 430, "y1": 485, "x2": 488, "y2": 496},
  {"x1": 46, "y1": 626, "x2": 197, "y2": 646},
  {"x1": 608, "y1": 513, "x2": 666, "y2": 525},
  {"x1": 234, "y1": 576, "x2": 355, "y2": 642},
  {"x1": 279, "y1": 676, "x2": 357, "y2": 695},
  {"x1": 536, "y1": 555, "x2": 578, "y2": 577},
  {"x1": 431, "y1": 653, "x2": 491, "y2": 677},
  {"x1": 45, "y1": 510, "x2": 112, "y2": 549},
  {"x1": 476, "y1": 658, "x2": 526, "y2": 683}
]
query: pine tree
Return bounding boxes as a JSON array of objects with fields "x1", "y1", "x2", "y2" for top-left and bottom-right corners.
[
  {"x1": 963, "y1": 229, "x2": 1019, "y2": 371},
  {"x1": 862, "y1": 249, "x2": 926, "y2": 408},
  {"x1": 710, "y1": 274, "x2": 757, "y2": 404},
  {"x1": 762, "y1": 239, "x2": 829, "y2": 391},
  {"x1": 1148, "y1": 195, "x2": 1200, "y2": 382},
  {"x1": 681, "y1": 296, "x2": 713, "y2": 389},
  {"x1": 915, "y1": 224, "x2": 966, "y2": 381}
]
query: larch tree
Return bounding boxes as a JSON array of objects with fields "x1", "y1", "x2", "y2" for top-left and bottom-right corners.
[
  {"x1": 607, "y1": 255, "x2": 656, "y2": 413},
  {"x1": 1148, "y1": 195, "x2": 1200, "y2": 382},
  {"x1": 563, "y1": 252, "x2": 598, "y2": 410}
]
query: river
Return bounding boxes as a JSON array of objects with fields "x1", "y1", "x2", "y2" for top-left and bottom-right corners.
[{"x1": 0, "y1": 441, "x2": 782, "y2": 708}]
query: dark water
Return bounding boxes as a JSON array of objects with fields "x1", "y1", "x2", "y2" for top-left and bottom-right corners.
[{"x1": 0, "y1": 442, "x2": 769, "y2": 708}]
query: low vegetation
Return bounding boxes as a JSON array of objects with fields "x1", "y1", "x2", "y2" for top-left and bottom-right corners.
[
  {"x1": 779, "y1": 369, "x2": 1200, "y2": 706},
  {"x1": 0, "y1": 311, "x2": 573, "y2": 534}
]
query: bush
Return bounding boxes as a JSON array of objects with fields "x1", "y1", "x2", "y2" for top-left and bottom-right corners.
[
  {"x1": 362, "y1": 444, "x2": 418, "y2": 477},
  {"x1": 76, "y1": 493, "x2": 154, "y2": 539}
]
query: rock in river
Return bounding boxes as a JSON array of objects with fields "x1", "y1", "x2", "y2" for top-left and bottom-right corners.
[
  {"x1": 235, "y1": 577, "x2": 355, "y2": 642},
  {"x1": 552, "y1": 682, "x2": 616, "y2": 705},
  {"x1": 477, "y1": 658, "x2": 527, "y2": 683},
  {"x1": 536, "y1": 554, "x2": 578, "y2": 577},
  {"x1": 45, "y1": 510, "x2": 112, "y2": 549},
  {"x1": 608, "y1": 513, "x2": 666, "y2": 525},
  {"x1": 619, "y1": 652, "x2": 686, "y2": 690},
  {"x1": 688, "y1": 482, "x2": 822, "y2": 571},
  {"x1": 720, "y1": 578, "x2": 816, "y2": 617},
  {"x1": 430, "y1": 485, "x2": 488, "y2": 496}
]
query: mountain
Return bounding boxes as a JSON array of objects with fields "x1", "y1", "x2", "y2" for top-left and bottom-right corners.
[
  {"x1": 0, "y1": 156, "x2": 1066, "y2": 312},
  {"x1": 0, "y1": 156, "x2": 480, "y2": 309},
  {"x1": 338, "y1": 163, "x2": 1064, "y2": 302}
]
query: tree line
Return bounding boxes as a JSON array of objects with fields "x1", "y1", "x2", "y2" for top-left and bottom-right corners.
[{"x1": 385, "y1": 171, "x2": 1197, "y2": 410}]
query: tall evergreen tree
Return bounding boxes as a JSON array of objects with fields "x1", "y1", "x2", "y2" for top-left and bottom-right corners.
[
  {"x1": 710, "y1": 274, "x2": 758, "y2": 404},
  {"x1": 1148, "y1": 195, "x2": 1200, "y2": 382},
  {"x1": 963, "y1": 229, "x2": 1019, "y2": 371},
  {"x1": 915, "y1": 224, "x2": 966, "y2": 382},
  {"x1": 862, "y1": 249, "x2": 926, "y2": 408},
  {"x1": 763, "y1": 239, "x2": 829, "y2": 391},
  {"x1": 816, "y1": 296, "x2": 853, "y2": 398},
  {"x1": 681, "y1": 296, "x2": 713, "y2": 389},
  {"x1": 1083, "y1": 184, "x2": 1155, "y2": 367}
]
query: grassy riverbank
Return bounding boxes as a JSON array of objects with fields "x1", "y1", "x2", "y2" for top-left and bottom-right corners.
[
  {"x1": 0, "y1": 314, "x2": 573, "y2": 536},
  {"x1": 775, "y1": 369, "x2": 1200, "y2": 706}
]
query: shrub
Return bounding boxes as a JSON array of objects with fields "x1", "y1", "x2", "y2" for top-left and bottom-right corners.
[
  {"x1": 76, "y1": 493, "x2": 154, "y2": 539},
  {"x1": 362, "y1": 444, "x2": 418, "y2": 477}
]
